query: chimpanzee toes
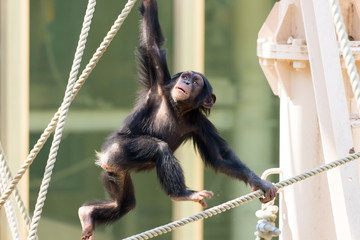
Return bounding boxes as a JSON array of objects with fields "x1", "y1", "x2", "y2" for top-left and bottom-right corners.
[
  {"x1": 81, "y1": 231, "x2": 94, "y2": 240},
  {"x1": 79, "y1": 206, "x2": 95, "y2": 240},
  {"x1": 199, "y1": 190, "x2": 214, "y2": 199},
  {"x1": 81, "y1": 233, "x2": 93, "y2": 240},
  {"x1": 198, "y1": 199, "x2": 208, "y2": 208}
]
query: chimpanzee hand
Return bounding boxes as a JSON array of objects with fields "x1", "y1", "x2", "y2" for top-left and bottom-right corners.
[{"x1": 250, "y1": 179, "x2": 277, "y2": 203}]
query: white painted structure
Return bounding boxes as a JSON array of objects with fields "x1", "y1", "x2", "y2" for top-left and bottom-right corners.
[
  {"x1": 257, "y1": 0, "x2": 360, "y2": 239},
  {"x1": 0, "y1": 0, "x2": 29, "y2": 239}
]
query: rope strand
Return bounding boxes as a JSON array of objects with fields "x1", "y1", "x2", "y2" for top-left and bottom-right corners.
[
  {"x1": 328, "y1": 0, "x2": 360, "y2": 110},
  {"x1": 0, "y1": 143, "x2": 34, "y2": 236},
  {"x1": 26, "y1": 1, "x2": 97, "y2": 238},
  {"x1": 123, "y1": 152, "x2": 360, "y2": 240},
  {"x1": 0, "y1": 152, "x2": 21, "y2": 240}
]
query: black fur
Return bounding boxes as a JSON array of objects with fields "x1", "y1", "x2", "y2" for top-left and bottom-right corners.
[
  {"x1": 79, "y1": 0, "x2": 276, "y2": 235},
  {"x1": 86, "y1": 171, "x2": 135, "y2": 227}
]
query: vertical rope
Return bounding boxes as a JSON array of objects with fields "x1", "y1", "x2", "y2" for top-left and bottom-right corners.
[
  {"x1": 0, "y1": 151, "x2": 21, "y2": 240},
  {"x1": 0, "y1": 0, "x2": 138, "y2": 210},
  {"x1": 26, "y1": 0, "x2": 97, "y2": 238},
  {"x1": 0, "y1": 143, "x2": 33, "y2": 236},
  {"x1": 329, "y1": 0, "x2": 360, "y2": 110}
]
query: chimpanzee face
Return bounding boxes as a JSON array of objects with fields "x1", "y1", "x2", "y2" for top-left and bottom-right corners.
[
  {"x1": 171, "y1": 71, "x2": 205, "y2": 103},
  {"x1": 170, "y1": 71, "x2": 216, "y2": 113}
]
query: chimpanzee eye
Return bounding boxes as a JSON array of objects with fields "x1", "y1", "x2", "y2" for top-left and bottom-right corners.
[{"x1": 193, "y1": 76, "x2": 201, "y2": 86}]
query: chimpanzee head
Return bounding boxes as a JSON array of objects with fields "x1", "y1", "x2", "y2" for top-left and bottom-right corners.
[{"x1": 170, "y1": 71, "x2": 216, "y2": 115}]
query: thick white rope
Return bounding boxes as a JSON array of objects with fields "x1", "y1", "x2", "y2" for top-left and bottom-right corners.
[
  {"x1": 123, "y1": 152, "x2": 360, "y2": 240},
  {"x1": 0, "y1": 151, "x2": 21, "y2": 240},
  {"x1": 70, "y1": 0, "x2": 138, "y2": 100},
  {"x1": 0, "y1": 0, "x2": 138, "y2": 210},
  {"x1": 26, "y1": 0, "x2": 97, "y2": 238},
  {"x1": 0, "y1": 180, "x2": 20, "y2": 240},
  {"x1": 0, "y1": 143, "x2": 34, "y2": 238},
  {"x1": 329, "y1": 0, "x2": 360, "y2": 110}
]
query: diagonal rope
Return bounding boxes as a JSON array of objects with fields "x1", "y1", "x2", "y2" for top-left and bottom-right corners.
[
  {"x1": 0, "y1": 0, "x2": 138, "y2": 210},
  {"x1": 27, "y1": 0, "x2": 97, "y2": 238},
  {"x1": 123, "y1": 152, "x2": 360, "y2": 240}
]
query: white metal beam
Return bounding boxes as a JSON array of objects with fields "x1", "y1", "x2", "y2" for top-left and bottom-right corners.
[
  {"x1": 172, "y1": 1, "x2": 205, "y2": 240},
  {"x1": 0, "y1": 0, "x2": 29, "y2": 239},
  {"x1": 301, "y1": 0, "x2": 360, "y2": 238}
]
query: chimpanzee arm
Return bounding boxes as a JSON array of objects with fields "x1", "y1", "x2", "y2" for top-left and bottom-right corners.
[
  {"x1": 193, "y1": 116, "x2": 277, "y2": 202},
  {"x1": 193, "y1": 120, "x2": 258, "y2": 184},
  {"x1": 137, "y1": 0, "x2": 171, "y2": 89}
]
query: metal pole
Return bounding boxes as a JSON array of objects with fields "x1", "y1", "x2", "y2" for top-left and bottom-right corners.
[
  {"x1": 172, "y1": 0, "x2": 205, "y2": 239},
  {"x1": 0, "y1": 0, "x2": 30, "y2": 239}
]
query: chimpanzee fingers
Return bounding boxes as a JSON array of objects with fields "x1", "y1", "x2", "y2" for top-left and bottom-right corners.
[
  {"x1": 271, "y1": 186, "x2": 277, "y2": 199},
  {"x1": 268, "y1": 185, "x2": 277, "y2": 201},
  {"x1": 260, "y1": 196, "x2": 270, "y2": 204},
  {"x1": 263, "y1": 190, "x2": 272, "y2": 203},
  {"x1": 259, "y1": 192, "x2": 272, "y2": 203},
  {"x1": 259, "y1": 186, "x2": 278, "y2": 203}
]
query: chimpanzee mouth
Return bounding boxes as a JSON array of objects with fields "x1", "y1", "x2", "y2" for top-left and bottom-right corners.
[{"x1": 175, "y1": 86, "x2": 187, "y2": 94}]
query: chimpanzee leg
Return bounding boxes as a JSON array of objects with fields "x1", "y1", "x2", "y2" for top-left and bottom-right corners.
[
  {"x1": 78, "y1": 171, "x2": 135, "y2": 240},
  {"x1": 155, "y1": 142, "x2": 214, "y2": 207}
]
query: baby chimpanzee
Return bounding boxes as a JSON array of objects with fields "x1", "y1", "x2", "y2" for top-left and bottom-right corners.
[{"x1": 78, "y1": 0, "x2": 277, "y2": 239}]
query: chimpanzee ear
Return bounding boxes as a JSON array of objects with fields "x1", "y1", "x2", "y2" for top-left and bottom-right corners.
[{"x1": 202, "y1": 93, "x2": 216, "y2": 109}]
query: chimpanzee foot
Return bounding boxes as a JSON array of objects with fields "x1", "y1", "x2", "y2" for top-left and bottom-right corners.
[
  {"x1": 81, "y1": 234, "x2": 93, "y2": 240},
  {"x1": 79, "y1": 206, "x2": 94, "y2": 240},
  {"x1": 171, "y1": 190, "x2": 214, "y2": 208}
]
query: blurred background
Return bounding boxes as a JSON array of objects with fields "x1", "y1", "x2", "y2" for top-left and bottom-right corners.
[{"x1": 2, "y1": 0, "x2": 279, "y2": 239}]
